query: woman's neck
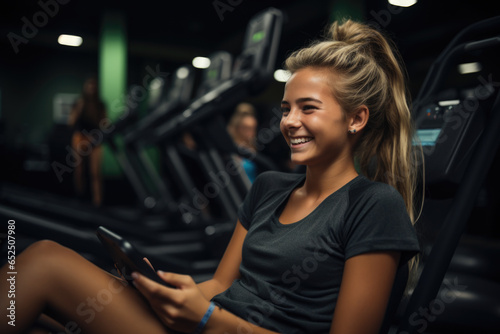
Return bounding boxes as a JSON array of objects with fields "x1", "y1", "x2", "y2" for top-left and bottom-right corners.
[{"x1": 301, "y1": 155, "x2": 358, "y2": 200}]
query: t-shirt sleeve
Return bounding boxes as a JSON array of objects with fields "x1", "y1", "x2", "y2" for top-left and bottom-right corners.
[
  {"x1": 342, "y1": 184, "x2": 420, "y2": 264},
  {"x1": 237, "y1": 171, "x2": 268, "y2": 230}
]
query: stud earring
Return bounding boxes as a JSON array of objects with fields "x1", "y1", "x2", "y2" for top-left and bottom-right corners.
[{"x1": 348, "y1": 129, "x2": 357, "y2": 134}]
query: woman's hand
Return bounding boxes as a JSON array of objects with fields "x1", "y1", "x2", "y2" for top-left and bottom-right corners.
[{"x1": 132, "y1": 271, "x2": 211, "y2": 333}]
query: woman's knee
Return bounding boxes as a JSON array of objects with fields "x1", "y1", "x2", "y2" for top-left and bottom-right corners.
[
  {"x1": 26, "y1": 240, "x2": 66, "y2": 254},
  {"x1": 22, "y1": 240, "x2": 74, "y2": 268}
]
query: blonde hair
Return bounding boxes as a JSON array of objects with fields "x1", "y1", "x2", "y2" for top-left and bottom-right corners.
[{"x1": 285, "y1": 19, "x2": 421, "y2": 278}]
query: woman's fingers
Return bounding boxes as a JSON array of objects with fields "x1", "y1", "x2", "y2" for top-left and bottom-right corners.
[
  {"x1": 133, "y1": 271, "x2": 199, "y2": 307},
  {"x1": 132, "y1": 271, "x2": 211, "y2": 332},
  {"x1": 157, "y1": 271, "x2": 195, "y2": 288},
  {"x1": 143, "y1": 257, "x2": 155, "y2": 271},
  {"x1": 132, "y1": 272, "x2": 174, "y2": 302}
]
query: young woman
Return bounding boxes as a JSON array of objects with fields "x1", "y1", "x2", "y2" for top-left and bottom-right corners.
[
  {"x1": 68, "y1": 76, "x2": 107, "y2": 207},
  {"x1": 227, "y1": 102, "x2": 258, "y2": 153},
  {"x1": 0, "y1": 19, "x2": 419, "y2": 334},
  {"x1": 227, "y1": 102, "x2": 259, "y2": 182}
]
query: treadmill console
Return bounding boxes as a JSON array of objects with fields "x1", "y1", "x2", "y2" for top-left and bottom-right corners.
[
  {"x1": 233, "y1": 8, "x2": 283, "y2": 91},
  {"x1": 196, "y1": 51, "x2": 233, "y2": 97},
  {"x1": 151, "y1": 8, "x2": 283, "y2": 143},
  {"x1": 414, "y1": 98, "x2": 486, "y2": 185},
  {"x1": 165, "y1": 65, "x2": 196, "y2": 108}
]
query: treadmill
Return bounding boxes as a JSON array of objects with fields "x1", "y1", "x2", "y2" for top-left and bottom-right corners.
[
  {"x1": 106, "y1": 66, "x2": 196, "y2": 216},
  {"x1": 0, "y1": 7, "x2": 285, "y2": 284},
  {"x1": 395, "y1": 16, "x2": 500, "y2": 334},
  {"x1": 145, "y1": 7, "x2": 284, "y2": 224},
  {"x1": 125, "y1": 52, "x2": 235, "y2": 226}
]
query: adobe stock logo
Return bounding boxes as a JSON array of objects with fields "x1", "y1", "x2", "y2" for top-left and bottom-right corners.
[
  {"x1": 212, "y1": 0, "x2": 243, "y2": 22},
  {"x1": 7, "y1": 0, "x2": 71, "y2": 54}
]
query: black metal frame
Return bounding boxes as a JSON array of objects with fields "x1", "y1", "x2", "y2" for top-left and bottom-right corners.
[{"x1": 398, "y1": 16, "x2": 500, "y2": 334}]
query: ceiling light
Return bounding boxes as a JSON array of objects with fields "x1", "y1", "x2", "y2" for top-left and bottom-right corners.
[
  {"x1": 388, "y1": 0, "x2": 417, "y2": 7},
  {"x1": 274, "y1": 69, "x2": 291, "y2": 82},
  {"x1": 192, "y1": 57, "x2": 211, "y2": 69},
  {"x1": 458, "y1": 62, "x2": 482, "y2": 74},
  {"x1": 176, "y1": 67, "x2": 190, "y2": 79},
  {"x1": 58, "y1": 34, "x2": 83, "y2": 47},
  {"x1": 438, "y1": 100, "x2": 460, "y2": 107},
  {"x1": 149, "y1": 77, "x2": 164, "y2": 90}
]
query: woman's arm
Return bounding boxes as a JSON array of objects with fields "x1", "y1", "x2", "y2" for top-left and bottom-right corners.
[
  {"x1": 133, "y1": 220, "x2": 279, "y2": 334},
  {"x1": 197, "y1": 220, "x2": 247, "y2": 300},
  {"x1": 330, "y1": 251, "x2": 401, "y2": 334},
  {"x1": 203, "y1": 306, "x2": 279, "y2": 334},
  {"x1": 133, "y1": 270, "x2": 279, "y2": 334},
  {"x1": 68, "y1": 99, "x2": 82, "y2": 127}
]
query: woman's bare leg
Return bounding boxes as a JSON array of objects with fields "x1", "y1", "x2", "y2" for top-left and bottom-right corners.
[
  {"x1": 89, "y1": 145, "x2": 103, "y2": 207},
  {"x1": 30, "y1": 314, "x2": 66, "y2": 334},
  {"x1": 0, "y1": 240, "x2": 170, "y2": 334},
  {"x1": 71, "y1": 132, "x2": 86, "y2": 197}
]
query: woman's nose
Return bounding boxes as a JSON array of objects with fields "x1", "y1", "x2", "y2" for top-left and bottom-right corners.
[{"x1": 282, "y1": 108, "x2": 302, "y2": 129}]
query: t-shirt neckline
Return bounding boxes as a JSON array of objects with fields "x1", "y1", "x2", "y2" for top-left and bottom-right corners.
[{"x1": 273, "y1": 174, "x2": 362, "y2": 227}]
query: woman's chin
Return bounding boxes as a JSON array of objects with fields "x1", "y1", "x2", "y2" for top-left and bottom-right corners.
[{"x1": 290, "y1": 157, "x2": 310, "y2": 166}]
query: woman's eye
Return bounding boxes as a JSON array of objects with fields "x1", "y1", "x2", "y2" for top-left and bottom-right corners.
[
  {"x1": 280, "y1": 107, "x2": 290, "y2": 115},
  {"x1": 303, "y1": 105, "x2": 317, "y2": 111}
]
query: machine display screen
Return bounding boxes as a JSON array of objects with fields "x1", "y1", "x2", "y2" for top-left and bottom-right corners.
[
  {"x1": 252, "y1": 31, "x2": 265, "y2": 42},
  {"x1": 414, "y1": 128, "x2": 442, "y2": 146}
]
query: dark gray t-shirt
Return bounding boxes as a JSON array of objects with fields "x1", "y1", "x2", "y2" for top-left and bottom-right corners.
[{"x1": 212, "y1": 171, "x2": 420, "y2": 333}]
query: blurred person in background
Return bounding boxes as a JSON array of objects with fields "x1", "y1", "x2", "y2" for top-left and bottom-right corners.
[
  {"x1": 227, "y1": 102, "x2": 258, "y2": 182},
  {"x1": 68, "y1": 76, "x2": 107, "y2": 207}
]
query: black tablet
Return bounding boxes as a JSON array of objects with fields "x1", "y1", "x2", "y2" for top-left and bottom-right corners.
[{"x1": 96, "y1": 226, "x2": 173, "y2": 288}]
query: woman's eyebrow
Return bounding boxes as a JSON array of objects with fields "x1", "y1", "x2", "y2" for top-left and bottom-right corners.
[
  {"x1": 281, "y1": 97, "x2": 323, "y2": 105},
  {"x1": 296, "y1": 97, "x2": 322, "y2": 104}
]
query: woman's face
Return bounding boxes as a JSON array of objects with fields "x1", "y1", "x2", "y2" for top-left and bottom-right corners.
[
  {"x1": 84, "y1": 79, "x2": 98, "y2": 96},
  {"x1": 237, "y1": 115, "x2": 257, "y2": 144},
  {"x1": 280, "y1": 67, "x2": 352, "y2": 167}
]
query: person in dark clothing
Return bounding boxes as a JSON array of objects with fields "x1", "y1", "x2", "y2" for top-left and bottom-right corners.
[{"x1": 68, "y1": 76, "x2": 107, "y2": 207}]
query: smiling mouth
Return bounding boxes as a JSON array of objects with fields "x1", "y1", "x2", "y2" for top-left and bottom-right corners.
[{"x1": 290, "y1": 137, "x2": 314, "y2": 145}]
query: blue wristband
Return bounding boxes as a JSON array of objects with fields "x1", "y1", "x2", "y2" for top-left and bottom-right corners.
[{"x1": 193, "y1": 302, "x2": 215, "y2": 334}]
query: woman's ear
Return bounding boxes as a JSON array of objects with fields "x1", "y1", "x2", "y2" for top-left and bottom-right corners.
[{"x1": 348, "y1": 105, "x2": 369, "y2": 133}]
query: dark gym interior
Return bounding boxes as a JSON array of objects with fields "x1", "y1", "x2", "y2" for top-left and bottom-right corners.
[{"x1": 0, "y1": 1, "x2": 499, "y2": 333}]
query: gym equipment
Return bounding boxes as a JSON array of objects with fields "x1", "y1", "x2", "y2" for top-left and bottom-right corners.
[
  {"x1": 120, "y1": 8, "x2": 283, "y2": 226},
  {"x1": 125, "y1": 52, "x2": 236, "y2": 225},
  {"x1": 150, "y1": 8, "x2": 283, "y2": 145},
  {"x1": 106, "y1": 66, "x2": 196, "y2": 214},
  {"x1": 164, "y1": 51, "x2": 239, "y2": 224},
  {"x1": 143, "y1": 8, "x2": 283, "y2": 224},
  {"x1": 0, "y1": 7, "x2": 285, "y2": 283},
  {"x1": 397, "y1": 16, "x2": 500, "y2": 334}
]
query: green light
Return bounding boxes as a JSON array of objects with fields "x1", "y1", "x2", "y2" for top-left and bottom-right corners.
[
  {"x1": 208, "y1": 69, "x2": 218, "y2": 79},
  {"x1": 252, "y1": 31, "x2": 265, "y2": 43},
  {"x1": 100, "y1": 12, "x2": 127, "y2": 177}
]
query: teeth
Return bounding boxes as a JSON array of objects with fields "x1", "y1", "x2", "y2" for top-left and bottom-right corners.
[{"x1": 290, "y1": 137, "x2": 313, "y2": 145}]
